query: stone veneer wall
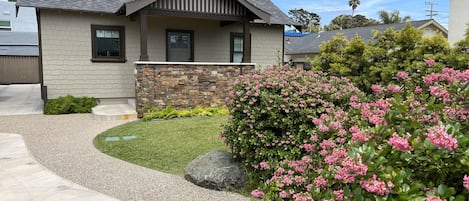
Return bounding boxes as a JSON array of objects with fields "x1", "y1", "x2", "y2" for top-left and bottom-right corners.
[{"x1": 135, "y1": 62, "x2": 254, "y2": 118}]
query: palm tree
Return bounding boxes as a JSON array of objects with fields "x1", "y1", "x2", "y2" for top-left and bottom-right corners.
[
  {"x1": 349, "y1": 0, "x2": 360, "y2": 16},
  {"x1": 378, "y1": 10, "x2": 411, "y2": 24}
]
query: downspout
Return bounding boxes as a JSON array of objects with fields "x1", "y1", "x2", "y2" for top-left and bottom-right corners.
[{"x1": 36, "y1": 8, "x2": 47, "y2": 102}]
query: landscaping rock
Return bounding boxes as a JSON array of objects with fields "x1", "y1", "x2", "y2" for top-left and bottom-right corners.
[{"x1": 184, "y1": 150, "x2": 247, "y2": 191}]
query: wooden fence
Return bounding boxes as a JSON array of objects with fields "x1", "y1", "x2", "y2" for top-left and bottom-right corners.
[{"x1": 0, "y1": 56, "x2": 39, "y2": 84}]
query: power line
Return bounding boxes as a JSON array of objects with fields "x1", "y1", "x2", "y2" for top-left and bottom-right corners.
[{"x1": 425, "y1": 1, "x2": 438, "y2": 19}]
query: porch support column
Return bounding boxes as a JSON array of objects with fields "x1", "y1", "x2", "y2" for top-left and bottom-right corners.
[
  {"x1": 242, "y1": 19, "x2": 251, "y2": 63},
  {"x1": 139, "y1": 13, "x2": 149, "y2": 61}
]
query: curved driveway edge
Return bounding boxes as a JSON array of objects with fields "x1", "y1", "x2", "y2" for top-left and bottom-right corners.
[
  {"x1": 0, "y1": 114, "x2": 248, "y2": 201},
  {"x1": 0, "y1": 133, "x2": 118, "y2": 201}
]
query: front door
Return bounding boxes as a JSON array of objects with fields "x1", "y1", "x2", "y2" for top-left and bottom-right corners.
[{"x1": 167, "y1": 30, "x2": 193, "y2": 62}]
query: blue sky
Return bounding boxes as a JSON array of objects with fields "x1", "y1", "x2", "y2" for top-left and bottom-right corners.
[{"x1": 272, "y1": 0, "x2": 449, "y2": 28}]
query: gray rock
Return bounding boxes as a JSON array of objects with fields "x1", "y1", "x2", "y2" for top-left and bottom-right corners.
[{"x1": 184, "y1": 150, "x2": 247, "y2": 191}]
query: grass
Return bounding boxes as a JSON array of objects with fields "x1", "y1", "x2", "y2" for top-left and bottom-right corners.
[{"x1": 93, "y1": 116, "x2": 228, "y2": 176}]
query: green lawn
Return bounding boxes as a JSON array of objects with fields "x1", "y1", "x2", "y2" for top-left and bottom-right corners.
[{"x1": 93, "y1": 116, "x2": 228, "y2": 176}]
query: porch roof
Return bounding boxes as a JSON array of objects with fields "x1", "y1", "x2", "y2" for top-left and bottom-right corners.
[{"x1": 16, "y1": 0, "x2": 300, "y2": 26}]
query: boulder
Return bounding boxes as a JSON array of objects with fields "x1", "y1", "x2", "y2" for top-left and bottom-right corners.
[{"x1": 184, "y1": 150, "x2": 247, "y2": 191}]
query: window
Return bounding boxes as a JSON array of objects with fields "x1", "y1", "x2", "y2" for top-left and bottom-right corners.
[
  {"x1": 230, "y1": 33, "x2": 244, "y2": 63},
  {"x1": 91, "y1": 25, "x2": 126, "y2": 62},
  {"x1": 166, "y1": 30, "x2": 194, "y2": 62},
  {"x1": 0, "y1": 20, "x2": 11, "y2": 31}
]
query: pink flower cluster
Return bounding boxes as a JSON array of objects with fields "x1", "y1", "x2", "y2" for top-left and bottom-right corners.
[
  {"x1": 292, "y1": 192, "x2": 314, "y2": 201},
  {"x1": 350, "y1": 126, "x2": 370, "y2": 143},
  {"x1": 386, "y1": 84, "x2": 402, "y2": 94},
  {"x1": 389, "y1": 133, "x2": 412, "y2": 152},
  {"x1": 371, "y1": 84, "x2": 382, "y2": 94},
  {"x1": 423, "y1": 68, "x2": 469, "y2": 85},
  {"x1": 464, "y1": 174, "x2": 469, "y2": 190},
  {"x1": 429, "y1": 86, "x2": 454, "y2": 103},
  {"x1": 251, "y1": 189, "x2": 264, "y2": 198},
  {"x1": 427, "y1": 125, "x2": 458, "y2": 151},
  {"x1": 396, "y1": 71, "x2": 411, "y2": 81},
  {"x1": 260, "y1": 162, "x2": 270, "y2": 170},
  {"x1": 359, "y1": 174, "x2": 392, "y2": 195},
  {"x1": 426, "y1": 195, "x2": 446, "y2": 201},
  {"x1": 425, "y1": 58, "x2": 436, "y2": 67},
  {"x1": 334, "y1": 157, "x2": 368, "y2": 183},
  {"x1": 351, "y1": 98, "x2": 390, "y2": 126}
]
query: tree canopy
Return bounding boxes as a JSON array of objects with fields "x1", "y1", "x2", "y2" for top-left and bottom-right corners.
[
  {"x1": 324, "y1": 14, "x2": 379, "y2": 31},
  {"x1": 288, "y1": 8, "x2": 321, "y2": 33},
  {"x1": 378, "y1": 10, "x2": 411, "y2": 24}
]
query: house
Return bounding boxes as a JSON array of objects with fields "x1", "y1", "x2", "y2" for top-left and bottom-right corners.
[
  {"x1": 16, "y1": 0, "x2": 300, "y2": 105},
  {"x1": 448, "y1": 0, "x2": 469, "y2": 45},
  {"x1": 285, "y1": 19, "x2": 448, "y2": 67},
  {"x1": 0, "y1": 0, "x2": 36, "y2": 32}
]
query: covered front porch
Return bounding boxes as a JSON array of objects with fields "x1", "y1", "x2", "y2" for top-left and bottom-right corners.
[{"x1": 128, "y1": 0, "x2": 269, "y2": 64}]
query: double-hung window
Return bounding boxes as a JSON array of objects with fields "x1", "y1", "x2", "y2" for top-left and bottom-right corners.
[{"x1": 91, "y1": 25, "x2": 126, "y2": 62}]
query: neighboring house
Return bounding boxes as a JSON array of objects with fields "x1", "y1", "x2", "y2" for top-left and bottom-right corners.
[
  {"x1": 16, "y1": 0, "x2": 300, "y2": 103},
  {"x1": 0, "y1": 0, "x2": 37, "y2": 32},
  {"x1": 285, "y1": 19, "x2": 448, "y2": 67},
  {"x1": 0, "y1": 32, "x2": 39, "y2": 84},
  {"x1": 448, "y1": 0, "x2": 469, "y2": 45}
]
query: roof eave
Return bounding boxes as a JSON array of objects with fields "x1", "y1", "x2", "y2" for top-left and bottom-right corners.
[
  {"x1": 126, "y1": 0, "x2": 156, "y2": 16},
  {"x1": 236, "y1": 0, "x2": 271, "y2": 23}
]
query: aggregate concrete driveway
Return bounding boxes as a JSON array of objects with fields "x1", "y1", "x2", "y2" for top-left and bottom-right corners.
[
  {"x1": 0, "y1": 114, "x2": 248, "y2": 201},
  {"x1": 0, "y1": 84, "x2": 43, "y2": 116}
]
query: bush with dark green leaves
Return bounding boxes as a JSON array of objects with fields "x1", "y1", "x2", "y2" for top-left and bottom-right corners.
[{"x1": 44, "y1": 95, "x2": 97, "y2": 115}]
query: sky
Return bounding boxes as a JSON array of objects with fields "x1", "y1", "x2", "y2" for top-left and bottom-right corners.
[{"x1": 272, "y1": 0, "x2": 449, "y2": 29}]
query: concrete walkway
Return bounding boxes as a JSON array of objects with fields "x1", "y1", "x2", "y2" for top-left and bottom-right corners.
[
  {"x1": 0, "y1": 114, "x2": 248, "y2": 201},
  {"x1": 0, "y1": 133, "x2": 118, "y2": 201}
]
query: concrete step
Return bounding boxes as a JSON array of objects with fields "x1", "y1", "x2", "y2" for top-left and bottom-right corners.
[{"x1": 92, "y1": 104, "x2": 137, "y2": 121}]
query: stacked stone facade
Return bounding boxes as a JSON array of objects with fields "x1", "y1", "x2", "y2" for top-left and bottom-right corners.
[{"x1": 135, "y1": 63, "x2": 254, "y2": 117}]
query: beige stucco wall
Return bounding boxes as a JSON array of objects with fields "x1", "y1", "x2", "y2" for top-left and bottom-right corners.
[
  {"x1": 449, "y1": 0, "x2": 469, "y2": 45},
  {"x1": 40, "y1": 11, "x2": 284, "y2": 99}
]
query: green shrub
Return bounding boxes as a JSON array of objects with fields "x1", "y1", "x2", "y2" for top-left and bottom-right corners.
[
  {"x1": 311, "y1": 23, "x2": 469, "y2": 93},
  {"x1": 142, "y1": 106, "x2": 228, "y2": 121},
  {"x1": 44, "y1": 95, "x2": 97, "y2": 115}
]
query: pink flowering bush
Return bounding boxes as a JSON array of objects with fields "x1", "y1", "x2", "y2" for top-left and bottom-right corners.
[
  {"x1": 221, "y1": 64, "x2": 469, "y2": 200},
  {"x1": 221, "y1": 66, "x2": 361, "y2": 180}
]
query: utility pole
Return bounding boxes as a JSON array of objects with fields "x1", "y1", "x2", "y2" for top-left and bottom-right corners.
[{"x1": 425, "y1": 1, "x2": 438, "y2": 19}]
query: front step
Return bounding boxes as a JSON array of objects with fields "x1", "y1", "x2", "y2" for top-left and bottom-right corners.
[{"x1": 92, "y1": 104, "x2": 137, "y2": 121}]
